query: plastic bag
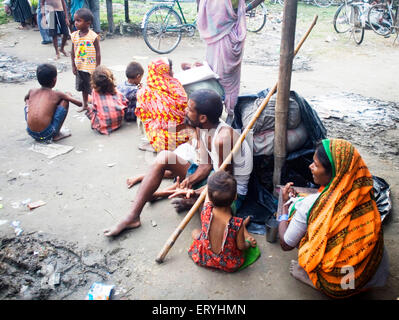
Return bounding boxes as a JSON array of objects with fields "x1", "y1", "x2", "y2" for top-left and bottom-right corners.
[{"x1": 373, "y1": 176, "x2": 392, "y2": 222}]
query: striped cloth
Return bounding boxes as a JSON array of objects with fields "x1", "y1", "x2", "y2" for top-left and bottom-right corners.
[{"x1": 71, "y1": 29, "x2": 98, "y2": 74}]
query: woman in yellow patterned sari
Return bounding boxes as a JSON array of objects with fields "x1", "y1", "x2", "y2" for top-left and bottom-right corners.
[
  {"x1": 135, "y1": 58, "x2": 191, "y2": 152},
  {"x1": 278, "y1": 139, "x2": 388, "y2": 298}
]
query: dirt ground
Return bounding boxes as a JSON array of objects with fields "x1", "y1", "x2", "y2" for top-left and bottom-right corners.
[{"x1": 0, "y1": 11, "x2": 398, "y2": 301}]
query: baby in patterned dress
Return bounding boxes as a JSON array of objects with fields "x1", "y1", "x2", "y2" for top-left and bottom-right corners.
[{"x1": 188, "y1": 171, "x2": 257, "y2": 272}]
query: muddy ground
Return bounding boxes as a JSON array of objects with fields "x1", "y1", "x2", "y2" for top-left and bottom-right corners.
[{"x1": 0, "y1": 10, "x2": 398, "y2": 301}]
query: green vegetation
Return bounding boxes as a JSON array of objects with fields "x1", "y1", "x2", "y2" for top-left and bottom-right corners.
[
  {"x1": 0, "y1": 0, "x2": 338, "y2": 32},
  {"x1": 0, "y1": 3, "x2": 12, "y2": 25}
]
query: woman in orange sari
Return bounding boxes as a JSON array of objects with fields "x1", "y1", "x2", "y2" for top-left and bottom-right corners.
[
  {"x1": 135, "y1": 58, "x2": 192, "y2": 152},
  {"x1": 278, "y1": 139, "x2": 389, "y2": 298}
]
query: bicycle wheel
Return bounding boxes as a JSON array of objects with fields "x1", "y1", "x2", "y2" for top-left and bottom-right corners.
[
  {"x1": 246, "y1": 2, "x2": 267, "y2": 32},
  {"x1": 334, "y1": 2, "x2": 353, "y2": 33},
  {"x1": 313, "y1": 0, "x2": 332, "y2": 8},
  {"x1": 351, "y1": 5, "x2": 364, "y2": 45},
  {"x1": 368, "y1": 3, "x2": 392, "y2": 37},
  {"x1": 142, "y1": 6, "x2": 182, "y2": 54}
]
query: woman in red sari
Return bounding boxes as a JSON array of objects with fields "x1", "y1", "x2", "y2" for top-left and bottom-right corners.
[{"x1": 135, "y1": 58, "x2": 192, "y2": 152}]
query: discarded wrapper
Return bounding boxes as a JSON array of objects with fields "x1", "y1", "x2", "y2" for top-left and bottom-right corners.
[
  {"x1": 28, "y1": 200, "x2": 46, "y2": 210},
  {"x1": 86, "y1": 282, "x2": 115, "y2": 300}
]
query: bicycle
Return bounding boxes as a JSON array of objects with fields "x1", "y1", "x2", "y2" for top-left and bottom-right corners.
[
  {"x1": 368, "y1": 0, "x2": 398, "y2": 38},
  {"x1": 246, "y1": 0, "x2": 268, "y2": 32},
  {"x1": 141, "y1": 0, "x2": 197, "y2": 54},
  {"x1": 333, "y1": 1, "x2": 370, "y2": 44}
]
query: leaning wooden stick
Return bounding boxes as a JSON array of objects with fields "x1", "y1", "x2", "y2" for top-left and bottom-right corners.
[{"x1": 155, "y1": 15, "x2": 319, "y2": 264}]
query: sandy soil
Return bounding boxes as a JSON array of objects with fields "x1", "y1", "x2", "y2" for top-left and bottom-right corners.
[{"x1": 0, "y1": 12, "x2": 398, "y2": 301}]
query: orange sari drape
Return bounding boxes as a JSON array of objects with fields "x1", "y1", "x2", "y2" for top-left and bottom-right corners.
[
  {"x1": 298, "y1": 139, "x2": 384, "y2": 298},
  {"x1": 136, "y1": 58, "x2": 191, "y2": 152}
]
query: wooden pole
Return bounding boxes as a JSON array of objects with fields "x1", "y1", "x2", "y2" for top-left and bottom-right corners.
[
  {"x1": 155, "y1": 14, "x2": 318, "y2": 264},
  {"x1": 273, "y1": 0, "x2": 298, "y2": 194},
  {"x1": 106, "y1": 0, "x2": 115, "y2": 33}
]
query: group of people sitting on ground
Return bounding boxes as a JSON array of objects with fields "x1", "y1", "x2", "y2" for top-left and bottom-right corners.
[{"x1": 23, "y1": 8, "x2": 389, "y2": 300}]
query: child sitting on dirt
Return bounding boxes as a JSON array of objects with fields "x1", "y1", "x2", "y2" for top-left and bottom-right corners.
[
  {"x1": 117, "y1": 61, "x2": 144, "y2": 122},
  {"x1": 188, "y1": 171, "x2": 258, "y2": 273},
  {"x1": 86, "y1": 65, "x2": 127, "y2": 135},
  {"x1": 24, "y1": 63, "x2": 82, "y2": 142},
  {"x1": 71, "y1": 7, "x2": 101, "y2": 112}
]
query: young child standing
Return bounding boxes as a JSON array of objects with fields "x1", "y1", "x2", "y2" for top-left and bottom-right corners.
[
  {"x1": 24, "y1": 63, "x2": 82, "y2": 142},
  {"x1": 71, "y1": 7, "x2": 101, "y2": 112},
  {"x1": 117, "y1": 61, "x2": 144, "y2": 122},
  {"x1": 86, "y1": 65, "x2": 127, "y2": 135},
  {"x1": 188, "y1": 171, "x2": 258, "y2": 273}
]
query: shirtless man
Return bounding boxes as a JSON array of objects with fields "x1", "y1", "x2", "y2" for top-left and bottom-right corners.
[
  {"x1": 104, "y1": 89, "x2": 253, "y2": 237},
  {"x1": 24, "y1": 63, "x2": 82, "y2": 142},
  {"x1": 40, "y1": 0, "x2": 70, "y2": 59}
]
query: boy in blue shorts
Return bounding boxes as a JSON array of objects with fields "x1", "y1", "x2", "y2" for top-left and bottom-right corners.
[{"x1": 24, "y1": 63, "x2": 82, "y2": 142}]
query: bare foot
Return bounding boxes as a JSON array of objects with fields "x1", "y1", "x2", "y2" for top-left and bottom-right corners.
[
  {"x1": 138, "y1": 142, "x2": 156, "y2": 152},
  {"x1": 53, "y1": 129, "x2": 71, "y2": 141},
  {"x1": 244, "y1": 217, "x2": 257, "y2": 247},
  {"x1": 103, "y1": 219, "x2": 141, "y2": 237},
  {"x1": 289, "y1": 260, "x2": 315, "y2": 288},
  {"x1": 60, "y1": 49, "x2": 69, "y2": 57},
  {"x1": 126, "y1": 176, "x2": 143, "y2": 189}
]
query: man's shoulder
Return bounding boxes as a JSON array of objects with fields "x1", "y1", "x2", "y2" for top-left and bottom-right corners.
[{"x1": 214, "y1": 125, "x2": 233, "y2": 144}]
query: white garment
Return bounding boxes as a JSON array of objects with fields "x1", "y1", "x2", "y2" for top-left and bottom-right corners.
[
  {"x1": 283, "y1": 193, "x2": 320, "y2": 248},
  {"x1": 200, "y1": 120, "x2": 253, "y2": 195}
]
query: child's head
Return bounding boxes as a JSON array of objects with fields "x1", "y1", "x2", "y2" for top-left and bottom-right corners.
[
  {"x1": 36, "y1": 63, "x2": 57, "y2": 88},
  {"x1": 125, "y1": 61, "x2": 144, "y2": 85},
  {"x1": 207, "y1": 171, "x2": 237, "y2": 207},
  {"x1": 91, "y1": 65, "x2": 116, "y2": 95},
  {"x1": 74, "y1": 8, "x2": 93, "y2": 30}
]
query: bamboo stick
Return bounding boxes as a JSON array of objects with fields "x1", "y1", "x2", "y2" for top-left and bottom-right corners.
[{"x1": 155, "y1": 14, "x2": 319, "y2": 264}]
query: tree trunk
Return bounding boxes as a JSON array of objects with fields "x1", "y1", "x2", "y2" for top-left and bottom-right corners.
[
  {"x1": 106, "y1": 0, "x2": 115, "y2": 33},
  {"x1": 273, "y1": 0, "x2": 298, "y2": 193},
  {"x1": 124, "y1": 0, "x2": 130, "y2": 23}
]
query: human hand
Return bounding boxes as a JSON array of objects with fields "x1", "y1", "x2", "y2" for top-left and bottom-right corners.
[
  {"x1": 72, "y1": 65, "x2": 77, "y2": 75},
  {"x1": 281, "y1": 182, "x2": 297, "y2": 204},
  {"x1": 168, "y1": 187, "x2": 195, "y2": 199},
  {"x1": 179, "y1": 177, "x2": 192, "y2": 190}
]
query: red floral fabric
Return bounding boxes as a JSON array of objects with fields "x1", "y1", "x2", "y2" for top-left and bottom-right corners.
[{"x1": 188, "y1": 202, "x2": 244, "y2": 272}]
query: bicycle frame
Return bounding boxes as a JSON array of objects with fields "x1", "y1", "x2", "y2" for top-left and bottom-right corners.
[{"x1": 146, "y1": 0, "x2": 197, "y2": 29}]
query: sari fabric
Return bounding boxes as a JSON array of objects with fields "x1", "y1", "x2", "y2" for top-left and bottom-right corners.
[
  {"x1": 135, "y1": 59, "x2": 191, "y2": 152},
  {"x1": 197, "y1": 0, "x2": 246, "y2": 115},
  {"x1": 298, "y1": 139, "x2": 384, "y2": 298}
]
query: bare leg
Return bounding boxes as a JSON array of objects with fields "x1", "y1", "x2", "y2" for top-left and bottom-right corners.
[
  {"x1": 290, "y1": 260, "x2": 315, "y2": 288},
  {"x1": 78, "y1": 91, "x2": 89, "y2": 112},
  {"x1": 127, "y1": 170, "x2": 174, "y2": 189},
  {"x1": 104, "y1": 151, "x2": 190, "y2": 237},
  {"x1": 53, "y1": 35, "x2": 60, "y2": 59},
  {"x1": 52, "y1": 100, "x2": 71, "y2": 141},
  {"x1": 60, "y1": 34, "x2": 69, "y2": 57}
]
